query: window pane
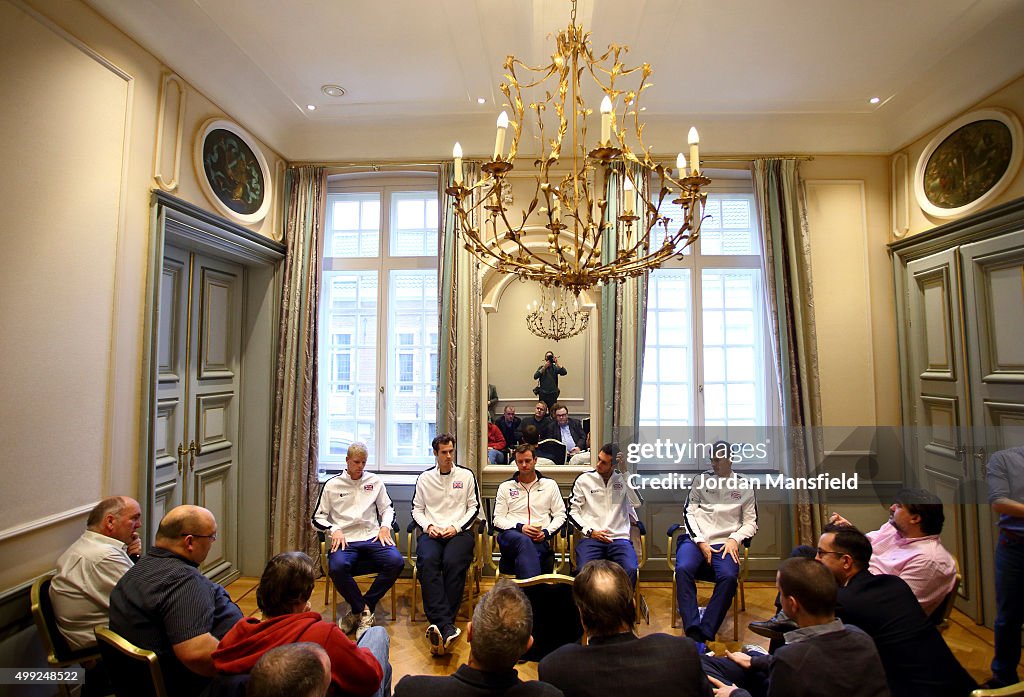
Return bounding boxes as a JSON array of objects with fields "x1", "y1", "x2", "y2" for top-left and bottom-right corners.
[
  {"x1": 639, "y1": 269, "x2": 692, "y2": 429},
  {"x1": 320, "y1": 270, "x2": 378, "y2": 466},
  {"x1": 699, "y1": 194, "x2": 758, "y2": 256},
  {"x1": 391, "y1": 191, "x2": 439, "y2": 257},
  {"x1": 327, "y1": 194, "x2": 380, "y2": 258},
  {"x1": 386, "y1": 270, "x2": 438, "y2": 464}
]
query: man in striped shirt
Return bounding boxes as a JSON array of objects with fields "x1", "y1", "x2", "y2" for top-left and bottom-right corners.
[
  {"x1": 412, "y1": 433, "x2": 481, "y2": 655},
  {"x1": 110, "y1": 505, "x2": 242, "y2": 697}
]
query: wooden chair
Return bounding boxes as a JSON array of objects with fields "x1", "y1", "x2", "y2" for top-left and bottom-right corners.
[
  {"x1": 666, "y1": 523, "x2": 749, "y2": 641},
  {"x1": 513, "y1": 574, "x2": 583, "y2": 661},
  {"x1": 930, "y1": 556, "x2": 962, "y2": 631},
  {"x1": 971, "y1": 683, "x2": 1024, "y2": 697},
  {"x1": 536, "y1": 439, "x2": 567, "y2": 466},
  {"x1": 317, "y1": 522, "x2": 401, "y2": 624},
  {"x1": 30, "y1": 573, "x2": 102, "y2": 697},
  {"x1": 94, "y1": 626, "x2": 168, "y2": 697},
  {"x1": 407, "y1": 519, "x2": 484, "y2": 622},
  {"x1": 484, "y1": 497, "x2": 566, "y2": 579}
]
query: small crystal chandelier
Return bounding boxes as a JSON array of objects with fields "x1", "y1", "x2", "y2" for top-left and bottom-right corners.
[
  {"x1": 447, "y1": 0, "x2": 710, "y2": 296},
  {"x1": 526, "y1": 284, "x2": 589, "y2": 341}
]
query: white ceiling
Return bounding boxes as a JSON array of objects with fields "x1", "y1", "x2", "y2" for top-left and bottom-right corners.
[{"x1": 84, "y1": 0, "x2": 1024, "y2": 162}]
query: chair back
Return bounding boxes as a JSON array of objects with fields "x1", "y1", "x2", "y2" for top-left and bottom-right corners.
[
  {"x1": 536, "y1": 439, "x2": 567, "y2": 466},
  {"x1": 930, "y1": 557, "x2": 962, "y2": 628},
  {"x1": 514, "y1": 574, "x2": 582, "y2": 661},
  {"x1": 95, "y1": 626, "x2": 169, "y2": 697},
  {"x1": 971, "y1": 682, "x2": 1024, "y2": 697},
  {"x1": 30, "y1": 573, "x2": 100, "y2": 667}
]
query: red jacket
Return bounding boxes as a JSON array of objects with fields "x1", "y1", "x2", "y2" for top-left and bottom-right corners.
[
  {"x1": 212, "y1": 612, "x2": 383, "y2": 696},
  {"x1": 488, "y1": 422, "x2": 506, "y2": 451}
]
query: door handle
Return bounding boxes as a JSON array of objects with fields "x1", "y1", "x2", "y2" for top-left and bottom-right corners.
[
  {"x1": 176, "y1": 442, "x2": 187, "y2": 477},
  {"x1": 974, "y1": 447, "x2": 987, "y2": 462},
  {"x1": 188, "y1": 440, "x2": 198, "y2": 471}
]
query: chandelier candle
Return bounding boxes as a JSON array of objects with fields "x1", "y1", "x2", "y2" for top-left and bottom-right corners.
[
  {"x1": 494, "y1": 111, "x2": 509, "y2": 161},
  {"x1": 688, "y1": 127, "x2": 700, "y2": 175},
  {"x1": 453, "y1": 142, "x2": 463, "y2": 185}
]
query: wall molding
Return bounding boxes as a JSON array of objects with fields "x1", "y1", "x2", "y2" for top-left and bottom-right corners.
[
  {"x1": 0, "y1": 503, "x2": 94, "y2": 543},
  {"x1": 153, "y1": 71, "x2": 187, "y2": 191}
]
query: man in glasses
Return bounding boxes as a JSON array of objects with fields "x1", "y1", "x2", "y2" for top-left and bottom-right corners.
[{"x1": 110, "y1": 505, "x2": 243, "y2": 696}]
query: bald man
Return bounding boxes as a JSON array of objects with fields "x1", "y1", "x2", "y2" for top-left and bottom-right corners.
[{"x1": 110, "y1": 505, "x2": 242, "y2": 696}]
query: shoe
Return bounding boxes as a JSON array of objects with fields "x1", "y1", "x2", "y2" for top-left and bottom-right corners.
[
  {"x1": 742, "y1": 644, "x2": 769, "y2": 656},
  {"x1": 426, "y1": 624, "x2": 442, "y2": 655},
  {"x1": 338, "y1": 610, "x2": 359, "y2": 634},
  {"x1": 748, "y1": 611, "x2": 797, "y2": 640},
  {"x1": 693, "y1": 640, "x2": 707, "y2": 656},
  {"x1": 355, "y1": 608, "x2": 375, "y2": 641},
  {"x1": 978, "y1": 678, "x2": 1011, "y2": 690},
  {"x1": 442, "y1": 624, "x2": 462, "y2": 654}
]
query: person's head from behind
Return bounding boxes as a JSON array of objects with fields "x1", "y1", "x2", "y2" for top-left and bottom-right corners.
[
  {"x1": 469, "y1": 579, "x2": 533, "y2": 672},
  {"x1": 816, "y1": 522, "x2": 872, "y2": 584},
  {"x1": 155, "y1": 505, "x2": 217, "y2": 564},
  {"x1": 256, "y1": 551, "x2": 316, "y2": 618},
  {"x1": 521, "y1": 424, "x2": 540, "y2": 446},
  {"x1": 86, "y1": 496, "x2": 142, "y2": 545},
  {"x1": 573, "y1": 560, "x2": 635, "y2": 638},
  {"x1": 891, "y1": 488, "x2": 945, "y2": 536},
  {"x1": 777, "y1": 557, "x2": 837, "y2": 625},
  {"x1": 432, "y1": 433, "x2": 456, "y2": 471},
  {"x1": 247, "y1": 642, "x2": 330, "y2": 697}
]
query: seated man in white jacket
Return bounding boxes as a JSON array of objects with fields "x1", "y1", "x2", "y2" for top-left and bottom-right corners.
[
  {"x1": 493, "y1": 444, "x2": 567, "y2": 579},
  {"x1": 568, "y1": 443, "x2": 643, "y2": 585},
  {"x1": 412, "y1": 433, "x2": 481, "y2": 656},
  {"x1": 311, "y1": 442, "x2": 404, "y2": 639}
]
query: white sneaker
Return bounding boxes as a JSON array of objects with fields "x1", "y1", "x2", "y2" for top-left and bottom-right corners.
[
  {"x1": 743, "y1": 644, "x2": 769, "y2": 656},
  {"x1": 426, "y1": 624, "x2": 442, "y2": 655},
  {"x1": 355, "y1": 608, "x2": 375, "y2": 641},
  {"x1": 338, "y1": 610, "x2": 359, "y2": 634}
]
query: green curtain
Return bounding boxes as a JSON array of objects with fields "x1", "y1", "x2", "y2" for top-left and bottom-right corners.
[
  {"x1": 600, "y1": 162, "x2": 649, "y2": 449},
  {"x1": 752, "y1": 158, "x2": 825, "y2": 547},
  {"x1": 270, "y1": 165, "x2": 326, "y2": 557},
  {"x1": 437, "y1": 161, "x2": 483, "y2": 470}
]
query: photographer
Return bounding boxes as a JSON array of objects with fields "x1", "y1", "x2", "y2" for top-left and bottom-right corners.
[{"x1": 533, "y1": 351, "x2": 567, "y2": 409}]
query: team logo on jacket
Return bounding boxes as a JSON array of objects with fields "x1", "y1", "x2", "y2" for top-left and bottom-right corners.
[
  {"x1": 509, "y1": 490, "x2": 519, "y2": 497},
  {"x1": 453, "y1": 481, "x2": 464, "y2": 489},
  {"x1": 363, "y1": 484, "x2": 374, "y2": 492},
  {"x1": 729, "y1": 491, "x2": 742, "y2": 500},
  {"x1": 613, "y1": 482, "x2": 623, "y2": 490}
]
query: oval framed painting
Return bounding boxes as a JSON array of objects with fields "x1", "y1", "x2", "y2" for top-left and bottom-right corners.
[
  {"x1": 914, "y1": 108, "x2": 1022, "y2": 219},
  {"x1": 194, "y1": 118, "x2": 272, "y2": 224}
]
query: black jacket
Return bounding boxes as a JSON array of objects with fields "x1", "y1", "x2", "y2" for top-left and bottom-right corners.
[{"x1": 395, "y1": 665, "x2": 563, "y2": 697}]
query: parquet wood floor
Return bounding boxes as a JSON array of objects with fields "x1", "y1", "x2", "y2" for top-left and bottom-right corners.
[{"x1": 227, "y1": 576, "x2": 1018, "y2": 686}]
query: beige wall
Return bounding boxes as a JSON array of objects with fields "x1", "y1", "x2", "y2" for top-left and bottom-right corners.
[
  {"x1": 897, "y1": 73, "x2": 1024, "y2": 239},
  {"x1": 0, "y1": 0, "x2": 283, "y2": 593}
]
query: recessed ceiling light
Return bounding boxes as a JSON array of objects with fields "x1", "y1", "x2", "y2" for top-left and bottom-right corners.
[
  {"x1": 869, "y1": 96, "x2": 881, "y2": 104},
  {"x1": 321, "y1": 84, "x2": 346, "y2": 98},
  {"x1": 639, "y1": 106, "x2": 647, "y2": 111},
  {"x1": 306, "y1": 104, "x2": 316, "y2": 111},
  {"x1": 477, "y1": 97, "x2": 486, "y2": 104}
]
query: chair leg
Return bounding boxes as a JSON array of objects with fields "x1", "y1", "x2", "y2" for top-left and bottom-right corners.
[
  {"x1": 739, "y1": 576, "x2": 746, "y2": 611},
  {"x1": 732, "y1": 589, "x2": 739, "y2": 641},
  {"x1": 390, "y1": 582, "x2": 397, "y2": 620},
  {"x1": 411, "y1": 568, "x2": 421, "y2": 622},
  {"x1": 671, "y1": 571, "x2": 679, "y2": 629}
]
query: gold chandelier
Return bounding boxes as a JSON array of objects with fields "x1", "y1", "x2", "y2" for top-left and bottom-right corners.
[
  {"x1": 447, "y1": 0, "x2": 710, "y2": 295},
  {"x1": 526, "y1": 284, "x2": 590, "y2": 341}
]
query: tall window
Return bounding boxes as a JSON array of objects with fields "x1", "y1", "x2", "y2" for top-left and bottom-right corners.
[
  {"x1": 639, "y1": 174, "x2": 779, "y2": 469},
  {"x1": 318, "y1": 174, "x2": 439, "y2": 475}
]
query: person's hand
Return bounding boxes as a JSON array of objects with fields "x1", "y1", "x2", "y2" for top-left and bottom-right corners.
[
  {"x1": 725, "y1": 649, "x2": 753, "y2": 669},
  {"x1": 330, "y1": 529, "x2": 348, "y2": 553},
  {"x1": 721, "y1": 537, "x2": 740, "y2": 563},
  {"x1": 829, "y1": 512, "x2": 851, "y2": 527},
  {"x1": 708, "y1": 676, "x2": 738, "y2": 696},
  {"x1": 698, "y1": 541, "x2": 713, "y2": 564},
  {"x1": 426, "y1": 524, "x2": 442, "y2": 538},
  {"x1": 615, "y1": 452, "x2": 626, "y2": 472},
  {"x1": 538, "y1": 362, "x2": 548, "y2": 373},
  {"x1": 592, "y1": 529, "x2": 613, "y2": 543},
  {"x1": 569, "y1": 447, "x2": 581, "y2": 455},
  {"x1": 442, "y1": 525, "x2": 458, "y2": 539},
  {"x1": 376, "y1": 526, "x2": 395, "y2": 546},
  {"x1": 126, "y1": 532, "x2": 142, "y2": 557},
  {"x1": 523, "y1": 524, "x2": 545, "y2": 541}
]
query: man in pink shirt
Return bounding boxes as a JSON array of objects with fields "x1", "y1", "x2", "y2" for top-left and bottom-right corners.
[{"x1": 831, "y1": 488, "x2": 956, "y2": 617}]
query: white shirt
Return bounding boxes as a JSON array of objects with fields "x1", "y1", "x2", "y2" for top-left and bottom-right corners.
[
  {"x1": 493, "y1": 473, "x2": 566, "y2": 535},
  {"x1": 412, "y1": 465, "x2": 481, "y2": 532},
  {"x1": 569, "y1": 470, "x2": 642, "y2": 540},
  {"x1": 683, "y1": 470, "x2": 758, "y2": 545},
  {"x1": 50, "y1": 530, "x2": 133, "y2": 650},
  {"x1": 312, "y1": 470, "x2": 395, "y2": 543}
]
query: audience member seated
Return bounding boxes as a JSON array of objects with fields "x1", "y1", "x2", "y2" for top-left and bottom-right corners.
[
  {"x1": 675, "y1": 441, "x2": 758, "y2": 650},
  {"x1": 51, "y1": 496, "x2": 142, "y2": 651},
  {"x1": 413, "y1": 433, "x2": 481, "y2": 655},
  {"x1": 395, "y1": 579, "x2": 563, "y2": 697},
  {"x1": 213, "y1": 551, "x2": 389, "y2": 697},
  {"x1": 551, "y1": 403, "x2": 589, "y2": 466},
  {"x1": 246, "y1": 643, "x2": 331, "y2": 697},
  {"x1": 569, "y1": 444, "x2": 642, "y2": 585},
  {"x1": 518, "y1": 402, "x2": 555, "y2": 443},
  {"x1": 496, "y1": 405, "x2": 521, "y2": 450},
  {"x1": 109, "y1": 505, "x2": 243, "y2": 697},
  {"x1": 812, "y1": 524, "x2": 976, "y2": 697},
  {"x1": 539, "y1": 560, "x2": 711, "y2": 697},
  {"x1": 487, "y1": 422, "x2": 507, "y2": 464},
  {"x1": 703, "y1": 557, "x2": 889, "y2": 697},
  {"x1": 493, "y1": 445, "x2": 566, "y2": 578},
  {"x1": 519, "y1": 424, "x2": 556, "y2": 468},
  {"x1": 751, "y1": 488, "x2": 958, "y2": 638},
  {"x1": 311, "y1": 441, "x2": 404, "y2": 638}
]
